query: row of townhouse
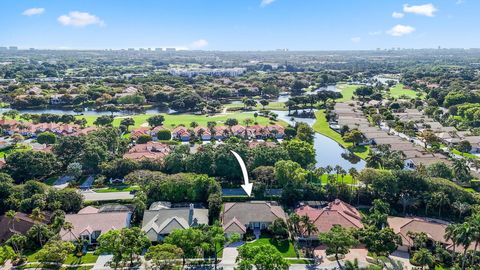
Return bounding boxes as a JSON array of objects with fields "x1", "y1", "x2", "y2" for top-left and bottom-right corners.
[
  {"x1": 171, "y1": 124, "x2": 286, "y2": 141},
  {"x1": 332, "y1": 103, "x2": 451, "y2": 169},
  {"x1": 0, "y1": 119, "x2": 96, "y2": 137},
  {"x1": 3, "y1": 199, "x2": 466, "y2": 254}
]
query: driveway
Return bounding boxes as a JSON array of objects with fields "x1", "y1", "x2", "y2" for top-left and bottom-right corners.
[
  {"x1": 82, "y1": 191, "x2": 134, "y2": 202},
  {"x1": 92, "y1": 254, "x2": 113, "y2": 270},
  {"x1": 80, "y1": 175, "x2": 95, "y2": 189},
  {"x1": 53, "y1": 175, "x2": 74, "y2": 189},
  {"x1": 314, "y1": 246, "x2": 368, "y2": 268},
  {"x1": 220, "y1": 241, "x2": 243, "y2": 269}
]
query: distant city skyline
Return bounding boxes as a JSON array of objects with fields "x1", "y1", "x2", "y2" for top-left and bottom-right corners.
[{"x1": 1, "y1": 0, "x2": 478, "y2": 50}]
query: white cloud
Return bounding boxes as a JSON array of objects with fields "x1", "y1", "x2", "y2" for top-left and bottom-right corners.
[
  {"x1": 260, "y1": 0, "x2": 275, "y2": 7},
  {"x1": 22, "y1": 8, "x2": 45, "y2": 16},
  {"x1": 403, "y1": 3, "x2": 437, "y2": 17},
  {"x1": 191, "y1": 39, "x2": 209, "y2": 49},
  {"x1": 58, "y1": 11, "x2": 104, "y2": 27},
  {"x1": 392, "y1": 12, "x2": 405, "y2": 19},
  {"x1": 387, "y1": 24, "x2": 415, "y2": 36},
  {"x1": 351, "y1": 37, "x2": 361, "y2": 43}
]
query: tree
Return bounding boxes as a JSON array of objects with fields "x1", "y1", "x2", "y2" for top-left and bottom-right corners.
[
  {"x1": 283, "y1": 139, "x2": 315, "y2": 168},
  {"x1": 6, "y1": 150, "x2": 58, "y2": 183},
  {"x1": 3, "y1": 109, "x2": 20, "y2": 120},
  {"x1": 66, "y1": 162, "x2": 83, "y2": 180},
  {"x1": 453, "y1": 159, "x2": 471, "y2": 183},
  {"x1": 11, "y1": 133, "x2": 24, "y2": 146},
  {"x1": 410, "y1": 248, "x2": 434, "y2": 270},
  {"x1": 98, "y1": 228, "x2": 150, "y2": 268},
  {"x1": 6, "y1": 210, "x2": 17, "y2": 232},
  {"x1": 430, "y1": 191, "x2": 450, "y2": 217},
  {"x1": 37, "y1": 132, "x2": 56, "y2": 145},
  {"x1": 295, "y1": 123, "x2": 314, "y2": 144},
  {"x1": 157, "y1": 129, "x2": 171, "y2": 140},
  {"x1": 398, "y1": 193, "x2": 417, "y2": 215},
  {"x1": 0, "y1": 246, "x2": 14, "y2": 266},
  {"x1": 224, "y1": 118, "x2": 238, "y2": 127},
  {"x1": 147, "y1": 115, "x2": 165, "y2": 127},
  {"x1": 318, "y1": 225, "x2": 358, "y2": 270},
  {"x1": 259, "y1": 99, "x2": 269, "y2": 110},
  {"x1": 35, "y1": 240, "x2": 74, "y2": 264},
  {"x1": 359, "y1": 227, "x2": 401, "y2": 257},
  {"x1": 164, "y1": 228, "x2": 206, "y2": 268},
  {"x1": 120, "y1": 118, "x2": 135, "y2": 131},
  {"x1": 427, "y1": 162, "x2": 453, "y2": 180},
  {"x1": 268, "y1": 219, "x2": 289, "y2": 240},
  {"x1": 145, "y1": 244, "x2": 183, "y2": 270},
  {"x1": 93, "y1": 115, "x2": 114, "y2": 126},
  {"x1": 26, "y1": 224, "x2": 53, "y2": 248},
  {"x1": 418, "y1": 130, "x2": 438, "y2": 148},
  {"x1": 456, "y1": 140, "x2": 472, "y2": 154},
  {"x1": 236, "y1": 244, "x2": 289, "y2": 270},
  {"x1": 5, "y1": 234, "x2": 27, "y2": 258},
  {"x1": 201, "y1": 225, "x2": 225, "y2": 270},
  {"x1": 136, "y1": 134, "x2": 152, "y2": 144},
  {"x1": 354, "y1": 86, "x2": 373, "y2": 102},
  {"x1": 343, "y1": 129, "x2": 364, "y2": 146}
]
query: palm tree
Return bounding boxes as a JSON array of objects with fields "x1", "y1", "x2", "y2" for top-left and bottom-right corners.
[
  {"x1": 366, "y1": 151, "x2": 383, "y2": 169},
  {"x1": 287, "y1": 213, "x2": 301, "y2": 238},
  {"x1": 300, "y1": 215, "x2": 318, "y2": 257},
  {"x1": 453, "y1": 159, "x2": 471, "y2": 183},
  {"x1": 6, "y1": 210, "x2": 18, "y2": 232},
  {"x1": 430, "y1": 192, "x2": 450, "y2": 218},
  {"x1": 445, "y1": 224, "x2": 459, "y2": 253},
  {"x1": 454, "y1": 222, "x2": 475, "y2": 270},
  {"x1": 411, "y1": 248, "x2": 434, "y2": 270},
  {"x1": 467, "y1": 214, "x2": 480, "y2": 265},
  {"x1": 29, "y1": 208, "x2": 46, "y2": 247},
  {"x1": 398, "y1": 193, "x2": 417, "y2": 216},
  {"x1": 453, "y1": 201, "x2": 470, "y2": 219}
]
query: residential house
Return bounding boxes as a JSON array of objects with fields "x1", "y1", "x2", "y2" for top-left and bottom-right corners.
[
  {"x1": 0, "y1": 212, "x2": 49, "y2": 244},
  {"x1": 194, "y1": 126, "x2": 212, "y2": 141},
  {"x1": 171, "y1": 126, "x2": 190, "y2": 141},
  {"x1": 294, "y1": 199, "x2": 363, "y2": 239},
  {"x1": 123, "y1": 141, "x2": 171, "y2": 161},
  {"x1": 142, "y1": 202, "x2": 208, "y2": 242},
  {"x1": 222, "y1": 201, "x2": 287, "y2": 237},
  {"x1": 60, "y1": 206, "x2": 131, "y2": 244},
  {"x1": 388, "y1": 217, "x2": 452, "y2": 252}
]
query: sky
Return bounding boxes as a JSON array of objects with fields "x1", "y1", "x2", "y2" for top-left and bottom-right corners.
[{"x1": 0, "y1": 0, "x2": 478, "y2": 51}]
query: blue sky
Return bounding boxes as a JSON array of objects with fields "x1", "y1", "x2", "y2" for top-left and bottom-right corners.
[{"x1": 0, "y1": 0, "x2": 478, "y2": 50}]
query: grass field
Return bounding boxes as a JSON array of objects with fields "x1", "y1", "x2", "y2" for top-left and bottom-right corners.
[
  {"x1": 336, "y1": 84, "x2": 360, "y2": 102},
  {"x1": 389, "y1": 84, "x2": 423, "y2": 98},
  {"x1": 312, "y1": 110, "x2": 369, "y2": 159},
  {"x1": 320, "y1": 174, "x2": 356, "y2": 184},
  {"x1": 451, "y1": 149, "x2": 479, "y2": 159},
  {"x1": 76, "y1": 112, "x2": 286, "y2": 129},
  {"x1": 27, "y1": 251, "x2": 98, "y2": 265},
  {"x1": 244, "y1": 236, "x2": 297, "y2": 258},
  {"x1": 0, "y1": 144, "x2": 32, "y2": 158}
]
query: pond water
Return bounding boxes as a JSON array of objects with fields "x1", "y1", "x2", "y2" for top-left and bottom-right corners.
[
  {"x1": 273, "y1": 110, "x2": 365, "y2": 170},
  {"x1": 0, "y1": 107, "x2": 173, "y2": 116}
]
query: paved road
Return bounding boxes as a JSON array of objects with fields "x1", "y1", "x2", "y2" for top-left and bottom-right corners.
[{"x1": 82, "y1": 191, "x2": 134, "y2": 201}]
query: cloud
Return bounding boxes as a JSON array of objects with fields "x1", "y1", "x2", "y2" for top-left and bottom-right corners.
[
  {"x1": 260, "y1": 0, "x2": 275, "y2": 7},
  {"x1": 191, "y1": 39, "x2": 209, "y2": 49},
  {"x1": 58, "y1": 11, "x2": 104, "y2": 27},
  {"x1": 392, "y1": 12, "x2": 405, "y2": 19},
  {"x1": 350, "y1": 37, "x2": 361, "y2": 43},
  {"x1": 22, "y1": 8, "x2": 45, "y2": 16},
  {"x1": 403, "y1": 3, "x2": 437, "y2": 17},
  {"x1": 387, "y1": 24, "x2": 415, "y2": 36}
]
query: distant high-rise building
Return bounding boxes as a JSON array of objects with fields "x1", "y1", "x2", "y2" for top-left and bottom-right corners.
[
  {"x1": 9, "y1": 46, "x2": 18, "y2": 50},
  {"x1": 127, "y1": 48, "x2": 135, "y2": 51},
  {"x1": 29, "y1": 48, "x2": 35, "y2": 51},
  {"x1": 0, "y1": 47, "x2": 7, "y2": 51},
  {"x1": 155, "y1": 48, "x2": 163, "y2": 51},
  {"x1": 165, "y1": 48, "x2": 176, "y2": 52}
]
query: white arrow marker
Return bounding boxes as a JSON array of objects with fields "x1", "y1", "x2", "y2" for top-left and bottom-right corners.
[{"x1": 230, "y1": 150, "x2": 253, "y2": 197}]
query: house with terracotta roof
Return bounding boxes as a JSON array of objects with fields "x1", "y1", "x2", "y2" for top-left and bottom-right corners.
[
  {"x1": 194, "y1": 127, "x2": 212, "y2": 141},
  {"x1": 294, "y1": 199, "x2": 363, "y2": 239},
  {"x1": 141, "y1": 202, "x2": 208, "y2": 242},
  {"x1": 388, "y1": 216, "x2": 453, "y2": 252},
  {"x1": 60, "y1": 206, "x2": 131, "y2": 244},
  {"x1": 171, "y1": 126, "x2": 190, "y2": 141},
  {"x1": 213, "y1": 126, "x2": 229, "y2": 140},
  {"x1": 123, "y1": 141, "x2": 171, "y2": 161},
  {"x1": 222, "y1": 201, "x2": 287, "y2": 237}
]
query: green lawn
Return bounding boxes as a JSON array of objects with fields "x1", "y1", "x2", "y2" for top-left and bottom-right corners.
[
  {"x1": 336, "y1": 84, "x2": 359, "y2": 102},
  {"x1": 94, "y1": 185, "x2": 140, "y2": 193},
  {"x1": 27, "y1": 251, "x2": 98, "y2": 265},
  {"x1": 388, "y1": 84, "x2": 423, "y2": 99},
  {"x1": 244, "y1": 236, "x2": 296, "y2": 258},
  {"x1": 312, "y1": 110, "x2": 369, "y2": 159},
  {"x1": 320, "y1": 174, "x2": 356, "y2": 184},
  {"x1": 76, "y1": 112, "x2": 286, "y2": 129},
  {"x1": 451, "y1": 149, "x2": 479, "y2": 159}
]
